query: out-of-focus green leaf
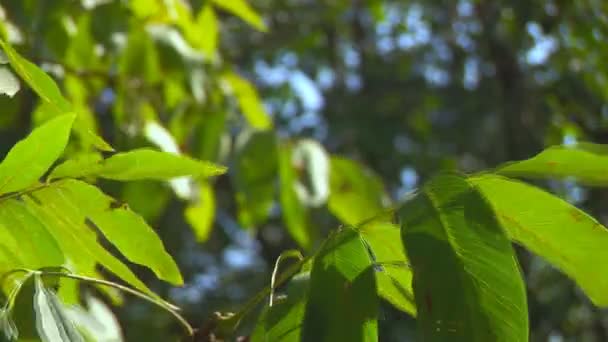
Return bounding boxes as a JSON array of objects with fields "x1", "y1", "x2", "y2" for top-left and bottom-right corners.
[
  {"x1": 0, "y1": 113, "x2": 75, "y2": 195},
  {"x1": 279, "y1": 143, "x2": 314, "y2": 250},
  {"x1": 194, "y1": 5, "x2": 218, "y2": 59},
  {"x1": 301, "y1": 228, "x2": 378, "y2": 342},
  {"x1": 54, "y1": 180, "x2": 183, "y2": 285},
  {"x1": 328, "y1": 157, "x2": 388, "y2": 226},
  {"x1": 223, "y1": 71, "x2": 272, "y2": 130},
  {"x1": 185, "y1": 182, "x2": 215, "y2": 242},
  {"x1": 118, "y1": 29, "x2": 161, "y2": 84},
  {"x1": 0, "y1": 199, "x2": 64, "y2": 269},
  {"x1": 472, "y1": 174, "x2": 608, "y2": 306},
  {"x1": 122, "y1": 180, "x2": 170, "y2": 222},
  {"x1": 34, "y1": 274, "x2": 84, "y2": 342},
  {"x1": 0, "y1": 66, "x2": 19, "y2": 97},
  {"x1": 0, "y1": 40, "x2": 71, "y2": 112},
  {"x1": 400, "y1": 174, "x2": 528, "y2": 342},
  {"x1": 212, "y1": 0, "x2": 267, "y2": 31},
  {"x1": 496, "y1": 143, "x2": 608, "y2": 185},
  {"x1": 358, "y1": 219, "x2": 415, "y2": 316},
  {"x1": 233, "y1": 131, "x2": 277, "y2": 228},
  {"x1": 251, "y1": 272, "x2": 309, "y2": 342}
]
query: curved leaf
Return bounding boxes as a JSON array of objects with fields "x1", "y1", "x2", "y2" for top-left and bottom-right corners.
[
  {"x1": 212, "y1": 0, "x2": 267, "y2": 31},
  {"x1": 471, "y1": 174, "x2": 608, "y2": 306},
  {"x1": 358, "y1": 220, "x2": 416, "y2": 316},
  {"x1": 0, "y1": 114, "x2": 75, "y2": 195},
  {"x1": 34, "y1": 275, "x2": 83, "y2": 342},
  {"x1": 0, "y1": 40, "x2": 71, "y2": 112},
  {"x1": 496, "y1": 143, "x2": 608, "y2": 185},
  {"x1": 251, "y1": 272, "x2": 309, "y2": 342},
  {"x1": 399, "y1": 174, "x2": 528, "y2": 342},
  {"x1": 301, "y1": 228, "x2": 378, "y2": 342},
  {"x1": 52, "y1": 180, "x2": 183, "y2": 285}
]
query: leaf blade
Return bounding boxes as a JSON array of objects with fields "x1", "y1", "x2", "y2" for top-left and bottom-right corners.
[
  {"x1": 0, "y1": 113, "x2": 75, "y2": 194},
  {"x1": 400, "y1": 174, "x2": 528, "y2": 341},
  {"x1": 301, "y1": 228, "x2": 378, "y2": 342},
  {"x1": 471, "y1": 174, "x2": 608, "y2": 306}
]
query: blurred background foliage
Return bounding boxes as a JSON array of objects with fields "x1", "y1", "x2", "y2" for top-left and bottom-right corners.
[{"x1": 1, "y1": 0, "x2": 608, "y2": 340}]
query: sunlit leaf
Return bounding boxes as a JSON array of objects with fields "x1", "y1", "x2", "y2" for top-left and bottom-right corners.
[
  {"x1": 223, "y1": 71, "x2": 272, "y2": 130},
  {"x1": 48, "y1": 153, "x2": 102, "y2": 181},
  {"x1": 212, "y1": 0, "x2": 267, "y2": 31},
  {"x1": 185, "y1": 182, "x2": 215, "y2": 242},
  {"x1": 194, "y1": 5, "x2": 218, "y2": 59},
  {"x1": 34, "y1": 274, "x2": 84, "y2": 342},
  {"x1": 0, "y1": 113, "x2": 75, "y2": 195},
  {"x1": 400, "y1": 174, "x2": 528, "y2": 341},
  {"x1": 471, "y1": 174, "x2": 608, "y2": 306},
  {"x1": 53, "y1": 180, "x2": 183, "y2": 285},
  {"x1": 100, "y1": 149, "x2": 226, "y2": 181},
  {"x1": 0, "y1": 40, "x2": 71, "y2": 112},
  {"x1": 251, "y1": 272, "x2": 309, "y2": 342},
  {"x1": 301, "y1": 228, "x2": 378, "y2": 342},
  {"x1": 358, "y1": 219, "x2": 415, "y2": 316},
  {"x1": 496, "y1": 143, "x2": 608, "y2": 185},
  {"x1": 328, "y1": 157, "x2": 388, "y2": 226},
  {"x1": 0, "y1": 199, "x2": 64, "y2": 269},
  {"x1": 23, "y1": 186, "x2": 154, "y2": 296}
]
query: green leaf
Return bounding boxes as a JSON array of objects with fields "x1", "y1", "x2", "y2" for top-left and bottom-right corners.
[
  {"x1": 212, "y1": 0, "x2": 267, "y2": 31},
  {"x1": 100, "y1": 149, "x2": 226, "y2": 181},
  {"x1": 34, "y1": 274, "x2": 84, "y2": 342},
  {"x1": 301, "y1": 228, "x2": 378, "y2": 342},
  {"x1": 223, "y1": 71, "x2": 272, "y2": 130},
  {"x1": 0, "y1": 199, "x2": 64, "y2": 269},
  {"x1": 471, "y1": 174, "x2": 608, "y2": 306},
  {"x1": 0, "y1": 113, "x2": 75, "y2": 194},
  {"x1": 118, "y1": 30, "x2": 161, "y2": 84},
  {"x1": 251, "y1": 272, "x2": 309, "y2": 342},
  {"x1": 328, "y1": 157, "x2": 388, "y2": 226},
  {"x1": 496, "y1": 143, "x2": 608, "y2": 185},
  {"x1": 0, "y1": 40, "x2": 72, "y2": 113},
  {"x1": 48, "y1": 153, "x2": 102, "y2": 181},
  {"x1": 0, "y1": 66, "x2": 19, "y2": 97},
  {"x1": 233, "y1": 131, "x2": 277, "y2": 228},
  {"x1": 279, "y1": 143, "x2": 314, "y2": 250},
  {"x1": 399, "y1": 174, "x2": 528, "y2": 342},
  {"x1": 358, "y1": 219, "x2": 416, "y2": 316},
  {"x1": 50, "y1": 180, "x2": 183, "y2": 285},
  {"x1": 195, "y1": 5, "x2": 218, "y2": 58},
  {"x1": 185, "y1": 182, "x2": 215, "y2": 242},
  {"x1": 23, "y1": 185, "x2": 154, "y2": 296}
]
